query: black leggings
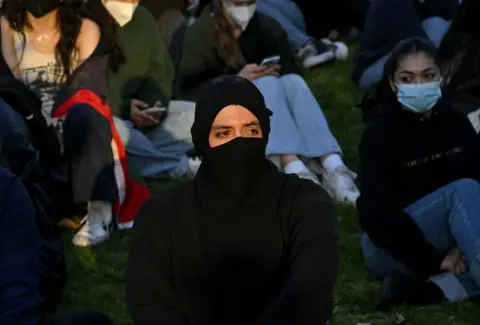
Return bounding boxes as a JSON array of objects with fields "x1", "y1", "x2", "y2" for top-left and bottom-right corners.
[{"x1": 63, "y1": 103, "x2": 118, "y2": 204}]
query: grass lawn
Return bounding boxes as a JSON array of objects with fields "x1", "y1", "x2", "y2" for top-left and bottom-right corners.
[{"x1": 58, "y1": 49, "x2": 480, "y2": 325}]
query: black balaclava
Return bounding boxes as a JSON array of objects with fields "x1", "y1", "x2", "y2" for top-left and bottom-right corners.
[
  {"x1": 23, "y1": 0, "x2": 62, "y2": 18},
  {"x1": 192, "y1": 76, "x2": 273, "y2": 206}
]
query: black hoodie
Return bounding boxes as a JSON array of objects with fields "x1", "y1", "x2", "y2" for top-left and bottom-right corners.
[
  {"x1": 126, "y1": 76, "x2": 338, "y2": 325},
  {"x1": 357, "y1": 97, "x2": 480, "y2": 278}
]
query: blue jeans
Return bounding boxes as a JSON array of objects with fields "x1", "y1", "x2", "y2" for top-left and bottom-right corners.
[
  {"x1": 253, "y1": 74, "x2": 341, "y2": 157},
  {"x1": 362, "y1": 179, "x2": 480, "y2": 302},
  {"x1": 359, "y1": 17, "x2": 451, "y2": 92},
  {"x1": 113, "y1": 101, "x2": 195, "y2": 178},
  {"x1": 257, "y1": 0, "x2": 309, "y2": 50}
]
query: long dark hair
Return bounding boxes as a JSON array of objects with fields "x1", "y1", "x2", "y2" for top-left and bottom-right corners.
[
  {"x1": 438, "y1": 0, "x2": 480, "y2": 89},
  {"x1": 85, "y1": 0, "x2": 125, "y2": 72},
  {"x1": 211, "y1": 0, "x2": 245, "y2": 69},
  {"x1": 359, "y1": 37, "x2": 442, "y2": 122},
  {"x1": 1, "y1": 0, "x2": 88, "y2": 80}
]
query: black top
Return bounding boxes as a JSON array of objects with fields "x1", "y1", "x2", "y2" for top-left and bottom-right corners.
[
  {"x1": 352, "y1": 0, "x2": 458, "y2": 85},
  {"x1": 176, "y1": 6, "x2": 300, "y2": 100},
  {"x1": 126, "y1": 76, "x2": 338, "y2": 325},
  {"x1": 357, "y1": 97, "x2": 480, "y2": 278}
]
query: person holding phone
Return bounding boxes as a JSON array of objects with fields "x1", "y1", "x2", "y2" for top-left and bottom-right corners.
[
  {"x1": 88, "y1": 0, "x2": 201, "y2": 181},
  {"x1": 176, "y1": 0, "x2": 360, "y2": 205}
]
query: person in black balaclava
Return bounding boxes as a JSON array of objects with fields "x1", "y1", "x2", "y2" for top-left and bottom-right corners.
[{"x1": 126, "y1": 75, "x2": 339, "y2": 325}]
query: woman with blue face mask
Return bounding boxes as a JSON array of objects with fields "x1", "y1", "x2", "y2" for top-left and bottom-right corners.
[{"x1": 357, "y1": 37, "x2": 480, "y2": 310}]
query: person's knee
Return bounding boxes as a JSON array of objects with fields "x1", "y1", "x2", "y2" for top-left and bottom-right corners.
[
  {"x1": 280, "y1": 73, "x2": 309, "y2": 90},
  {"x1": 421, "y1": 16, "x2": 449, "y2": 30},
  {"x1": 255, "y1": 75, "x2": 280, "y2": 85},
  {"x1": 451, "y1": 178, "x2": 480, "y2": 193},
  {"x1": 67, "y1": 104, "x2": 108, "y2": 130},
  {"x1": 253, "y1": 75, "x2": 283, "y2": 95}
]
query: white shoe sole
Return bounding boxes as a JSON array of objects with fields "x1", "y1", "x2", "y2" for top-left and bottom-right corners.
[
  {"x1": 72, "y1": 232, "x2": 110, "y2": 247},
  {"x1": 303, "y1": 51, "x2": 335, "y2": 69}
]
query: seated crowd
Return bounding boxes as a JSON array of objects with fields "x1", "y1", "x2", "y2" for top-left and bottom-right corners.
[{"x1": 1, "y1": 0, "x2": 479, "y2": 324}]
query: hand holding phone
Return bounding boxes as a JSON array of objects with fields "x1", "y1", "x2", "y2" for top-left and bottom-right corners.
[{"x1": 144, "y1": 102, "x2": 166, "y2": 121}]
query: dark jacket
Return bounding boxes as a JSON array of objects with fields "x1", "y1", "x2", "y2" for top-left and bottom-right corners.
[
  {"x1": 127, "y1": 176, "x2": 338, "y2": 325},
  {"x1": 0, "y1": 57, "x2": 66, "y2": 316},
  {"x1": 140, "y1": 0, "x2": 188, "y2": 20},
  {"x1": 357, "y1": 97, "x2": 480, "y2": 278},
  {"x1": 440, "y1": 36, "x2": 480, "y2": 119},
  {"x1": 0, "y1": 166, "x2": 43, "y2": 325},
  {"x1": 176, "y1": 6, "x2": 301, "y2": 101},
  {"x1": 353, "y1": 0, "x2": 458, "y2": 85}
]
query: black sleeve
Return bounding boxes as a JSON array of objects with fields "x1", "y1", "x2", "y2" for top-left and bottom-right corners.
[
  {"x1": 176, "y1": 11, "x2": 224, "y2": 101},
  {"x1": 0, "y1": 173, "x2": 43, "y2": 325},
  {"x1": 125, "y1": 198, "x2": 186, "y2": 325},
  {"x1": 265, "y1": 16, "x2": 301, "y2": 76},
  {"x1": 357, "y1": 124, "x2": 443, "y2": 278},
  {"x1": 257, "y1": 187, "x2": 338, "y2": 325}
]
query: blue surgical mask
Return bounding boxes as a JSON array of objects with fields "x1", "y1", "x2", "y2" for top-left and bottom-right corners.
[{"x1": 395, "y1": 81, "x2": 442, "y2": 114}]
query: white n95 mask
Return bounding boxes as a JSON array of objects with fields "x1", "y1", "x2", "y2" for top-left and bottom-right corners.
[
  {"x1": 102, "y1": 0, "x2": 138, "y2": 27},
  {"x1": 225, "y1": 4, "x2": 257, "y2": 31}
]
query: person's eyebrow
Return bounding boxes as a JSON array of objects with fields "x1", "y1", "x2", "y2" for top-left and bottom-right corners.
[
  {"x1": 423, "y1": 67, "x2": 438, "y2": 72},
  {"x1": 211, "y1": 124, "x2": 233, "y2": 130},
  {"x1": 244, "y1": 121, "x2": 260, "y2": 127},
  {"x1": 398, "y1": 70, "x2": 415, "y2": 75}
]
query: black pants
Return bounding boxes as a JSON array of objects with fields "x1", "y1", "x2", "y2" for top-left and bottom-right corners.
[
  {"x1": 48, "y1": 311, "x2": 112, "y2": 325},
  {"x1": 63, "y1": 104, "x2": 118, "y2": 204},
  {"x1": 292, "y1": 0, "x2": 370, "y2": 37}
]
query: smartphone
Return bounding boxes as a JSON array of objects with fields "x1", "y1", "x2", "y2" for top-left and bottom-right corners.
[
  {"x1": 144, "y1": 106, "x2": 167, "y2": 114},
  {"x1": 261, "y1": 55, "x2": 281, "y2": 67}
]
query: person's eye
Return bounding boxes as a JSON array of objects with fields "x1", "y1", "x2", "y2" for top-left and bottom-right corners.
[
  {"x1": 400, "y1": 76, "x2": 412, "y2": 83},
  {"x1": 425, "y1": 73, "x2": 436, "y2": 80},
  {"x1": 216, "y1": 130, "x2": 231, "y2": 138},
  {"x1": 246, "y1": 127, "x2": 261, "y2": 136}
]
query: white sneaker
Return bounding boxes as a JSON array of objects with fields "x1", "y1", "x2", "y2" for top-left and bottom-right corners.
[
  {"x1": 322, "y1": 166, "x2": 360, "y2": 205},
  {"x1": 188, "y1": 157, "x2": 201, "y2": 176},
  {"x1": 298, "y1": 41, "x2": 335, "y2": 69},
  {"x1": 321, "y1": 38, "x2": 349, "y2": 61},
  {"x1": 72, "y1": 201, "x2": 113, "y2": 247}
]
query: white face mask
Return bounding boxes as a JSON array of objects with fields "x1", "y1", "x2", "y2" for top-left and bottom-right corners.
[
  {"x1": 225, "y1": 4, "x2": 257, "y2": 31},
  {"x1": 102, "y1": 0, "x2": 138, "y2": 27}
]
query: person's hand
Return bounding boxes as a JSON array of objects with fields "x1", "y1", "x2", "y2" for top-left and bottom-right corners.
[
  {"x1": 237, "y1": 64, "x2": 270, "y2": 81},
  {"x1": 263, "y1": 64, "x2": 281, "y2": 77},
  {"x1": 130, "y1": 99, "x2": 160, "y2": 128},
  {"x1": 146, "y1": 101, "x2": 165, "y2": 121},
  {"x1": 440, "y1": 247, "x2": 467, "y2": 275}
]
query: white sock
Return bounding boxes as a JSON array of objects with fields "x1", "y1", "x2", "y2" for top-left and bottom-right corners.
[
  {"x1": 322, "y1": 154, "x2": 345, "y2": 173},
  {"x1": 284, "y1": 160, "x2": 309, "y2": 174}
]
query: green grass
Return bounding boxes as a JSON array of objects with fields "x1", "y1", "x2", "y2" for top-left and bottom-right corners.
[{"x1": 58, "y1": 51, "x2": 480, "y2": 324}]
